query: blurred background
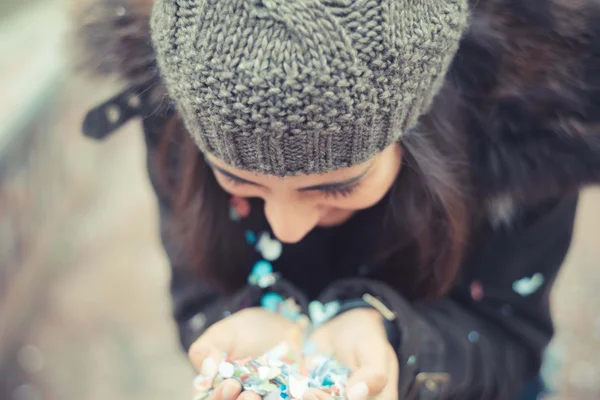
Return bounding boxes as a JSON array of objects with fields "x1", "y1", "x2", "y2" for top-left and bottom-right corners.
[{"x1": 0, "y1": 0, "x2": 599, "y2": 399}]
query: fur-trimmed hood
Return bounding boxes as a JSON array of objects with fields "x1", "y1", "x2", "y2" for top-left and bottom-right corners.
[{"x1": 73, "y1": 0, "x2": 600, "y2": 214}]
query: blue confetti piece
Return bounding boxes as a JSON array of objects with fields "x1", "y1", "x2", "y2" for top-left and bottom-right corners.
[
  {"x1": 251, "y1": 260, "x2": 273, "y2": 277},
  {"x1": 322, "y1": 376, "x2": 334, "y2": 387},
  {"x1": 261, "y1": 292, "x2": 284, "y2": 312},
  {"x1": 245, "y1": 230, "x2": 257, "y2": 245},
  {"x1": 468, "y1": 331, "x2": 480, "y2": 343},
  {"x1": 229, "y1": 207, "x2": 240, "y2": 221},
  {"x1": 407, "y1": 355, "x2": 417, "y2": 365}
]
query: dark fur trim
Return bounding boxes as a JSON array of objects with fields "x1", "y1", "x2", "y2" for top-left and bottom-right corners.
[
  {"x1": 455, "y1": 0, "x2": 600, "y2": 203},
  {"x1": 74, "y1": 0, "x2": 600, "y2": 204},
  {"x1": 71, "y1": 0, "x2": 167, "y2": 105}
]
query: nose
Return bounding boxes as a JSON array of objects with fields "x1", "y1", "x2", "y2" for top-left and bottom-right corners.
[{"x1": 264, "y1": 197, "x2": 321, "y2": 244}]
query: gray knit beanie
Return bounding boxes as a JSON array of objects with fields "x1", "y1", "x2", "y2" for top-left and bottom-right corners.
[{"x1": 150, "y1": 0, "x2": 469, "y2": 176}]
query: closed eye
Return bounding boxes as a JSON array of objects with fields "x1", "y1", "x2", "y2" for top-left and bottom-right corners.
[
  {"x1": 223, "y1": 174, "x2": 250, "y2": 185},
  {"x1": 319, "y1": 181, "x2": 361, "y2": 199},
  {"x1": 209, "y1": 160, "x2": 371, "y2": 198},
  {"x1": 217, "y1": 170, "x2": 260, "y2": 186},
  {"x1": 222, "y1": 173, "x2": 360, "y2": 198}
]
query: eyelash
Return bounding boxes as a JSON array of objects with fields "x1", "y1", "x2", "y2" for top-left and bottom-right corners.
[
  {"x1": 321, "y1": 183, "x2": 360, "y2": 199},
  {"x1": 224, "y1": 175, "x2": 248, "y2": 186},
  {"x1": 223, "y1": 175, "x2": 360, "y2": 199}
]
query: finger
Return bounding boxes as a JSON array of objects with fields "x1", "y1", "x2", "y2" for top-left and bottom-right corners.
[
  {"x1": 210, "y1": 379, "x2": 241, "y2": 400},
  {"x1": 379, "y1": 354, "x2": 400, "y2": 400},
  {"x1": 189, "y1": 343, "x2": 223, "y2": 378},
  {"x1": 347, "y1": 373, "x2": 387, "y2": 400},
  {"x1": 354, "y1": 337, "x2": 389, "y2": 376},
  {"x1": 189, "y1": 322, "x2": 236, "y2": 376},
  {"x1": 345, "y1": 340, "x2": 390, "y2": 398},
  {"x1": 236, "y1": 391, "x2": 262, "y2": 400},
  {"x1": 301, "y1": 388, "x2": 333, "y2": 400}
]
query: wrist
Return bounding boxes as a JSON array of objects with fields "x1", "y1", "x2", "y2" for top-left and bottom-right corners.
[{"x1": 326, "y1": 294, "x2": 401, "y2": 349}]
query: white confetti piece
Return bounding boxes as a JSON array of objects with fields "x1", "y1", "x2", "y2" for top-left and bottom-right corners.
[
  {"x1": 258, "y1": 366, "x2": 271, "y2": 380},
  {"x1": 512, "y1": 273, "x2": 544, "y2": 296},
  {"x1": 256, "y1": 232, "x2": 283, "y2": 261},
  {"x1": 308, "y1": 301, "x2": 341, "y2": 327},
  {"x1": 289, "y1": 376, "x2": 309, "y2": 398},
  {"x1": 264, "y1": 390, "x2": 282, "y2": 400},
  {"x1": 189, "y1": 313, "x2": 207, "y2": 331},
  {"x1": 218, "y1": 362, "x2": 235, "y2": 379}
]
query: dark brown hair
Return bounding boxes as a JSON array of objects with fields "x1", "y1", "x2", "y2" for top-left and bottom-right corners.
[{"x1": 157, "y1": 84, "x2": 472, "y2": 301}]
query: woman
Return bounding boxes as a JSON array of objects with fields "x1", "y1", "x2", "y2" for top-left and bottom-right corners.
[{"x1": 75, "y1": 0, "x2": 600, "y2": 398}]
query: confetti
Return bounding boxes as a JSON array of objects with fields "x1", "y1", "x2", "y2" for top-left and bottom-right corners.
[
  {"x1": 192, "y1": 344, "x2": 351, "y2": 400},
  {"x1": 219, "y1": 362, "x2": 235, "y2": 379},
  {"x1": 248, "y1": 260, "x2": 281, "y2": 289},
  {"x1": 261, "y1": 292, "x2": 284, "y2": 312},
  {"x1": 256, "y1": 232, "x2": 283, "y2": 261},
  {"x1": 229, "y1": 207, "x2": 241, "y2": 221},
  {"x1": 512, "y1": 273, "x2": 544, "y2": 296},
  {"x1": 308, "y1": 301, "x2": 341, "y2": 327},
  {"x1": 245, "y1": 230, "x2": 257, "y2": 245},
  {"x1": 189, "y1": 313, "x2": 207, "y2": 331},
  {"x1": 115, "y1": 6, "x2": 127, "y2": 17},
  {"x1": 192, "y1": 294, "x2": 353, "y2": 399},
  {"x1": 230, "y1": 196, "x2": 251, "y2": 218},
  {"x1": 289, "y1": 375, "x2": 310, "y2": 398},
  {"x1": 468, "y1": 330, "x2": 480, "y2": 343},
  {"x1": 469, "y1": 281, "x2": 484, "y2": 301}
]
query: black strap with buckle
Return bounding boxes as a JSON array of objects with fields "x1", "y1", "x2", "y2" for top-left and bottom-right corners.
[{"x1": 82, "y1": 86, "x2": 145, "y2": 140}]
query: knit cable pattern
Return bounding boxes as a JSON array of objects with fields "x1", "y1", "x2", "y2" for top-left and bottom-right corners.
[{"x1": 151, "y1": 0, "x2": 469, "y2": 175}]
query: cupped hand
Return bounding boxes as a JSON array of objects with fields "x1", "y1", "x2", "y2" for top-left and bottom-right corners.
[
  {"x1": 303, "y1": 309, "x2": 399, "y2": 400},
  {"x1": 189, "y1": 307, "x2": 300, "y2": 400}
]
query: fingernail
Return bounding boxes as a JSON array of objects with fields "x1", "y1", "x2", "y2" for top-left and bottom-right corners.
[
  {"x1": 348, "y1": 382, "x2": 369, "y2": 400},
  {"x1": 221, "y1": 383, "x2": 237, "y2": 400},
  {"x1": 201, "y1": 357, "x2": 217, "y2": 377}
]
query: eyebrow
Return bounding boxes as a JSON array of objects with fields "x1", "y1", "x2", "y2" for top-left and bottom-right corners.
[{"x1": 210, "y1": 163, "x2": 372, "y2": 192}]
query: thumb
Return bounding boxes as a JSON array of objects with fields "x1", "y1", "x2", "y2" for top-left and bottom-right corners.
[
  {"x1": 346, "y1": 368, "x2": 388, "y2": 400},
  {"x1": 345, "y1": 339, "x2": 390, "y2": 399},
  {"x1": 188, "y1": 325, "x2": 235, "y2": 377}
]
